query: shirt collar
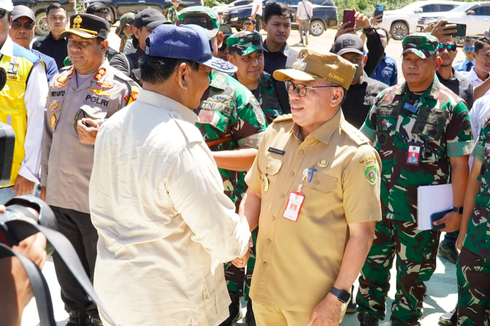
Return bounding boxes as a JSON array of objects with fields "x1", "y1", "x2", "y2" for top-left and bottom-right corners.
[
  {"x1": 0, "y1": 37, "x2": 14, "y2": 57},
  {"x1": 395, "y1": 74, "x2": 441, "y2": 99},
  {"x1": 289, "y1": 108, "x2": 343, "y2": 144},
  {"x1": 469, "y1": 67, "x2": 488, "y2": 84},
  {"x1": 137, "y1": 88, "x2": 197, "y2": 124},
  {"x1": 263, "y1": 39, "x2": 288, "y2": 55}
]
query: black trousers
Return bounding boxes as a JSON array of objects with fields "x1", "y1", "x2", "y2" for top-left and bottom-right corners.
[
  {"x1": 255, "y1": 14, "x2": 262, "y2": 31},
  {"x1": 51, "y1": 206, "x2": 99, "y2": 318}
]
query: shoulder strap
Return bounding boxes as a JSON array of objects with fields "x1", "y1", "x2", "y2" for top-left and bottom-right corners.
[{"x1": 302, "y1": 1, "x2": 311, "y2": 19}]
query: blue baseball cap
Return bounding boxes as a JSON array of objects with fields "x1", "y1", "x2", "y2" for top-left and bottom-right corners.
[{"x1": 145, "y1": 24, "x2": 237, "y2": 74}]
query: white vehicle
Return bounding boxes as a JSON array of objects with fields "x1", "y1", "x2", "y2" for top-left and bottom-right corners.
[
  {"x1": 378, "y1": 0, "x2": 463, "y2": 40},
  {"x1": 417, "y1": 2, "x2": 490, "y2": 38}
]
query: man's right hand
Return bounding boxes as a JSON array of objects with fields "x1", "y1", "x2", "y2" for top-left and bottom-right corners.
[
  {"x1": 430, "y1": 20, "x2": 457, "y2": 41},
  {"x1": 232, "y1": 249, "x2": 250, "y2": 268}
]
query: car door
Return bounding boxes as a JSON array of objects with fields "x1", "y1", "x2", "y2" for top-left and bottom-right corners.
[{"x1": 470, "y1": 4, "x2": 490, "y2": 36}]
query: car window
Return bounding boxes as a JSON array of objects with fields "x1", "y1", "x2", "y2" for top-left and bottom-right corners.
[
  {"x1": 311, "y1": 0, "x2": 333, "y2": 5},
  {"x1": 473, "y1": 6, "x2": 490, "y2": 16},
  {"x1": 421, "y1": 5, "x2": 438, "y2": 13},
  {"x1": 439, "y1": 5, "x2": 456, "y2": 12}
]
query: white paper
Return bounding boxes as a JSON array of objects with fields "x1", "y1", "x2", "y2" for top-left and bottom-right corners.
[{"x1": 417, "y1": 184, "x2": 453, "y2": 231}]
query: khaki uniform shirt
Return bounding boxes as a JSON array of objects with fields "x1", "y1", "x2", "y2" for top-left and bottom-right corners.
[
  {"x1": 41, "y1": 62, "x2": 139, "y2": 213},
  {"x1": 245, "y1": 110, "x2": 382, "y2": 312}
]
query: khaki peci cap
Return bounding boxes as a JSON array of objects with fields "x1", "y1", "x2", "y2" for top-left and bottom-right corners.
[{"x1": 273, "y1": 49, "x2": 357, "y2": 90}]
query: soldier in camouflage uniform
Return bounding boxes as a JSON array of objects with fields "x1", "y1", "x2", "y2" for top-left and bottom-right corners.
[
  {"x1": 178, "y1": 7, "x2": 267, "y2": 326},
  {"x1": 166, "y1": 0, "x2": 179, "y2": 24},
  {"x1": 226, "y1": 30, "x2": 282, "y2": 325},
  {"x1": 456, "y1": 110, "x2": 490, "y2": 326},
  {"x1": 227, "y1": 31, "x2": 283, "y2": 124},
  {"x1": 356, "y1": 34, "x2": 473, "y2": 326}
]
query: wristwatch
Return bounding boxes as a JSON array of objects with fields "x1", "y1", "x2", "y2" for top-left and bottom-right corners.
[
  {"x1": 330, "y1": 286, "x2": 351, "y2": 303},
  {"x1": 452, "y1": 206, "x2": 463, "y2": 214},
  {"x1": 362, "y1": 26, "x2": 375, "y2": 34}
]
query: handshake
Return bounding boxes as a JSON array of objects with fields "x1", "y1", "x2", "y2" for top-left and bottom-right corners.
[{"x1": 232, "y1": 235, "x2": 254, "y2": 268}]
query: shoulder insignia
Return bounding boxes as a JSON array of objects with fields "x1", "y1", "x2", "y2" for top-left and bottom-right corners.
[
  {"x1": 93, "y1": 67, "x2": 107, "y2": 81},
  {"x1": 273, "y1": 113, "x2": 293, "y2": 123},
  {"x1": 341, "y1": 122, "x2": 370, "y2": 145}
]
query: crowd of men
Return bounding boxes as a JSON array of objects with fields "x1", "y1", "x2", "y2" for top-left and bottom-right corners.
[{"x1": 1, "y1": 0, "x2": 490, "y2": 325}]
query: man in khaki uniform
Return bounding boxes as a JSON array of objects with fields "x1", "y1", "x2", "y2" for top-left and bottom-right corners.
[
  {"x1": 236, "y1": 49, "x2": 382, "y2": 326},
  {"x1": 40, "y1": 13, "x2": 139, "y2": 326}
]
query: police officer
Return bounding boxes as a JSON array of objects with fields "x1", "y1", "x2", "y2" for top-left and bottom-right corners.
[
  {"x1": 356, "y1": 34, "x2": 473, "y2": 326},
  {"x1": 456, "y1": 112, "x2": 490, "y2": 326},
  {"x1": 235, "y1": 48, "x2": 382, "y2": 325},
  {"x1": 40, "y1": 14, "x2": 139, "y2": 326},
  {"x1": 177, "y1": 7, "x2": 267, "y2": 325},
  {"x1": 227, "y1": 31, "x2": 282, "y2": 124},
  {"x1": 0, "y1": 0, "x2": 48, "y2": 203}
]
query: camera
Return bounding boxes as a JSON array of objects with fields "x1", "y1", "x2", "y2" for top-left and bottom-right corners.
[{"x1": 0, "y1": 196, "x2": 57, "y2": 255}]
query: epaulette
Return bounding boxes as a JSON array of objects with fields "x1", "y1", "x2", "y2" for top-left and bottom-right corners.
[
  {"x1": 341, "y1": 122, "x2": 370, "y2": 146},
  {"x1": 59, "y1": 65, "x2": 74, "y2": 72},
  {"x1": 273, "y1": 113, "x2": 293, "y2": 123}
]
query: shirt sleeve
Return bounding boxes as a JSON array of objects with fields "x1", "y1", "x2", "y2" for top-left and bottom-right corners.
[
  {"x1": 20, "y1": 63, "x2": 48, "y2": 183},
  {"x1": 365, "y1": 31, "x2": 384, "y2": 77},
  {"x1": 232, "y1": 89, "x2": 267, "y2": 149},
  {"x1": 244, "y1": 126, "x2": 270, "y2": 195},
  {"x1": 360, "y1": 102, "x2": 378, "y2": 142},
  {"x1": 473, "y1": 113, "x2": 490, "y2": 162},
  {"x1": 446, "y1": 100, "x2": 474, "y2": 157},
  {"x1": 342, "y1": 145, "x2": 382, "y2": 224},
  {"x1": 167, "y1": 142, "x2": 251, "y2": 263}
]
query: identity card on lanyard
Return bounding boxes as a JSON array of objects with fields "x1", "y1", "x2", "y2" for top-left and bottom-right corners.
[{"x1": 283, "y1": 168, "x2": 311, "y2": 222}]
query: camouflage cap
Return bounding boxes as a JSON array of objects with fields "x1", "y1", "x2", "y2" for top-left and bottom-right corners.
[
  {"x1": 274, "y1": 49, "x2": 357, "y2": 90},
  {"x1": 227, "y1": 31, "x2": 266, "y2": 56},
  {"x1": 402, "y1": 33, "x2": 439, "y2": 59},
  {"x1": 176, "y1": 6, "x2": 220, "y2": 39}
]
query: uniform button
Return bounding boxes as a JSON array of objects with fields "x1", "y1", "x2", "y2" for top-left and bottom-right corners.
[
  {"x1": 263, "y1": 262, "x2": 268, "y2": 267},
  {"x1": 314, "y1": 180, "x2": 319, "y2": 185},
  {"x1": 299, "y1": 149, "x2": 305, "y2": 155},
  {"x1": 271, "y1": 216, "x2": 276, "y2": 221},
  {"x1": 280, "y1": 193, "x2": 285, "y2": 199},
  {"x1": 266, "y1": 239, "x2": 272, "y2": 244},
  {"x1": 289, "y1": 171, "x2": 295, "y2": 177},
  {"x1": 266, "y1": 164, "x2": 270, "y2": 170}
]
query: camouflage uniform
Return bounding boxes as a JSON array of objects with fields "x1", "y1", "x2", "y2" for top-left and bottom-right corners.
[
  {"x1": 357, "y1": 34, "x2": 473, "y2": 326},
  {"x1": 196, "y1": 70, "x2": 266, "y2": 298},
  {"x1": 458, "y1": 114, "x2": 490, "y2": 326},
  {"x1": 166, "y1": 5, "x2": 178, "y2": 24}
]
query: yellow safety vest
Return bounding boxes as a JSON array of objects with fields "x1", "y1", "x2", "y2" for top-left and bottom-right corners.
[{"x1": 0, "y1": 44, "x2": 38, "y2": 187}]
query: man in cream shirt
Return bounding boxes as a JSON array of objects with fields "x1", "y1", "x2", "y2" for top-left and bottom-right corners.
[{"x1": 89, "y1": 24, "x2": 251, "y2": 326}]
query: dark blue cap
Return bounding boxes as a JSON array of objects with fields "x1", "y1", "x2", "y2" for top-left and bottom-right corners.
[{"x1": 145, "y1": 24, "x2": 237, "y2": 74}]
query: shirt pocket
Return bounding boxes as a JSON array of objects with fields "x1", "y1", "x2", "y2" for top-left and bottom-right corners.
[
  {"x1": 202, "y1": 272, "x2": 220, "y2": 325},
  {"x1": 412, "y1": 108, "x2": 448, "y2": 163},
  {"x1": 301, "y1": 172, "x2": 338, "y2": 218},
  {"x1": 262, "y1": 156, "x2": 283, "y2": 198}
]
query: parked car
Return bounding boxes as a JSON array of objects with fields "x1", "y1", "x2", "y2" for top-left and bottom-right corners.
[
  {"x1": 416, "y1": 2, "x2": 490, "y2": 38},
  {"x1": 221, "y1": 0, "x2": 337, "y2": 36},
  {"x1": 13, "y1": 0, "x2": 76, "y2": 36},
  {"x1": 82, "y1": 0, "x2": 203, "y2": 22},
  {"x1": 378, "y1": 0, "x2": 463, "y2": 40}
]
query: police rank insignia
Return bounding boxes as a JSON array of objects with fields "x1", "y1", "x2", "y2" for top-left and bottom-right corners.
[
  {"x1": 93, "y1": 68, "x2": 106, "y2": 81},
  {"x1": 73, "y1": 15, "x2": 82, "y2": 29},
  {"x1": 90, "y1": 88, "x2": 110, "y2": 97},
  {"x1": 50, "y1": 115, "x2": 57, "y2": 130},
  {"x1": 364, "y1": 165, "x2": 377, "y2": 185}
]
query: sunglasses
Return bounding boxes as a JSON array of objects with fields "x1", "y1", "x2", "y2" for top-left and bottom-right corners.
[
  {"x1": 0, "y1": 9, "x2": 7, "y2": 19},
  {"x1": 244, "y1": 22, "x2": 252, "y2": 25},
  {"x1": 437, "y1": 44, "x2": 456, "y2": 52},
  {"x1": 464, "y1": 46, "x2": 475, "y2": 51},
  {"x1": 12, "y1": 20, "x2": 35, "y2": 30}
]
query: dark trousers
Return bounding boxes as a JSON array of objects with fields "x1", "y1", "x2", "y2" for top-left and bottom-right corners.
[
  {"x1": 255, "y1": 15, "x2": 262, "y2": 31},
  {"x1": 51, "y1": 206, "x2": 99, "y2": 318},
  {"x1": 442, "y1": 230, "x2": 460, "y2": 247}
]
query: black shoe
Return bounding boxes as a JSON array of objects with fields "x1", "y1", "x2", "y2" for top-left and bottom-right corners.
[
  {"x1": 358, "y1": 312, "x2": 379, "y2": 326},
  {"x1": 439, "y1": 306, "x2": 457, "y2": 326},
  {"x1": 86, "y1": 316, "x2": 103, "y2": 326},
  {"x1": 66, "y1": 311, "x2": 87, "y2": 326},
  {"x1": 346, "y1": 298, "x2": 357, "y2": 314},
  {"x1": 246, "y1": 300, "x2": 256, "y2": 326},
  {"x1": 438, "y1": 243, "x2": 458, "y2": 264},
  {"x1": 220, "y1": 296, "x2": 242, "y2": 326}
]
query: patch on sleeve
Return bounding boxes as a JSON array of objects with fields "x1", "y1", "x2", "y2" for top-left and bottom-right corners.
[{"x1": 364, "y1": 165, "x2": 377, "y2": 185}]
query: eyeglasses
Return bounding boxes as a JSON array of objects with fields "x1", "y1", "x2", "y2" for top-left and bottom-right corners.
[
  {"x1": 464, "y1": 46, "x2": 475, "y2": 51},
  {"x1": 244, "y1": 22, "x2": 252, "y2": 25},
  {"x1": 437, "y1": 43, "x2": 456, "y2": 52},
  {"x1": 0, "y1": 9, "x2": 7, "y2": 19},
  {"x1": 11, "y1": 20, "x2": 35, "y2": 30},
  {"x1": 285, "y1": 80, "x2": 338, "y2": 97}
]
